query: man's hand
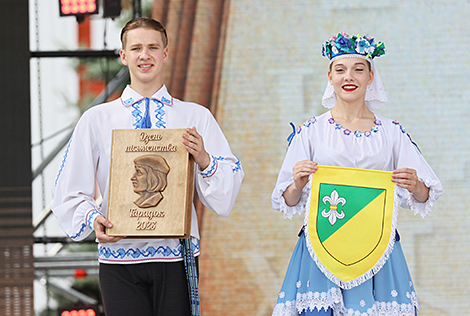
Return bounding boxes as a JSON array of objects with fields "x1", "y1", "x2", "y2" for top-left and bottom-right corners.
[
  {"x1": 94, "y1": 215, "x2": 126, "y2": 243},
  {"x1": 182, "y1": 127, "x2": 210, "y2": 170}
]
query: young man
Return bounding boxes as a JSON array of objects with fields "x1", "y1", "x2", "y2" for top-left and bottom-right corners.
[{"x1": 52, "y1": 18, "x2": 244, "y2": 316}]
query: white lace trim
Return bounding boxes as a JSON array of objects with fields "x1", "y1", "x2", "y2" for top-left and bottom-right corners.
[
  {"x1": 374, "y1": 300, "x2": 417, "y2": 316},
  {"x1": 276, "y1": 177, "x2": 311, "y2": 220},
  {"x1": 273, "y1": 288, "x2": 343, "y2": 316},
  {"x1": 406, "y1": 291, "x2": 419, "y2": 311},
  {"x1": 407, "y1": 177, "x2": 439, "y2": 218},
  {"x1": 303, "y1": 189, "x2": 400, "y2": 290},
  {"x1": 273, "y1": 290, "x2": 418, "y2": 316}
]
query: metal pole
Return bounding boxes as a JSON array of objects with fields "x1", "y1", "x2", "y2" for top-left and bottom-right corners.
[
  {"x1": 45, "y1": 280, "x2": 98, "y2": 305},
  {"x1": 133, "y1": 0, "x2": 142, "y2": 18},
  {"x1": 30, "y1": 49, "x2": 120, "y2": 58}
]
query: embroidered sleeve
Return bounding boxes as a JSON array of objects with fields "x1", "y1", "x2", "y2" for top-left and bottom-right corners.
[
  {"x1": 198, "y1": 155, "x2": 217, "y2": 178},
  {"x1": 52, "y1": 111, "x2": 103, "y2": 241},
  {"x1": 391, "y1": 120, "x2": 444, "y2": 217},
  {"x1": 86, "y1": 209, "x2": 103, "y2": 230},
  {"x1": 272, "y1": 122, "x2": 315, "y2": 219},
  {"x1": 194, "y1": 109, "x2": 244, "y2": 218}
]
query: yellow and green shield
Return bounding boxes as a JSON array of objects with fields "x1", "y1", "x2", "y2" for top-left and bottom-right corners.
[{"x1": 306, "y1": 165, "x2": 397, "y2": 289}]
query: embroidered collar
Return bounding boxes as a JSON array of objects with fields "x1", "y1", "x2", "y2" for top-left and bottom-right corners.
[
  {"x1": 120, "y1": 85, "x2": 173, "y2": 107},
  {"x1": 328, "y1": 114, "x2": 381, "y2": 138}
]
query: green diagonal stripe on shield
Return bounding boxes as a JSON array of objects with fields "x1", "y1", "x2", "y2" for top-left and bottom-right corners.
[{"x1": 307, "y1": 165, "x2": 396, "y2": 288}]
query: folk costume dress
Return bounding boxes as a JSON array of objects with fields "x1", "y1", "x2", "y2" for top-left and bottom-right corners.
[
  {"x1": 52, "y1": 85, "x2": 244, "y2": 264},
  {"x1": 271, "y1": 111, "x2": 444, "y2": 316}
]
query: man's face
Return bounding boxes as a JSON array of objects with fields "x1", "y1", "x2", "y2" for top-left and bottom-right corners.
[
  {"x1": 120, "y1": 27, "x2": 169, "y2": 91},
  {"x1": 131, "y1": 165, "x2": 148, "y2": 193}
]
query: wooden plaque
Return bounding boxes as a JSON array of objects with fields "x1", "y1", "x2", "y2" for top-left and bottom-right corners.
[{"x1": 106, "y1": 129, "x2": 194, "y2": 238}]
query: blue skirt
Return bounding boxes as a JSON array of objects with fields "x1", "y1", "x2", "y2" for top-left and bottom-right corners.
[{"x1": 273, "y1": 231, "x2": 418, "y2": 316}]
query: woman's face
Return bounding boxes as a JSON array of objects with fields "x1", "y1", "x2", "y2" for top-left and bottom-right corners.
[
  {"x1": 328, "y1": 57, "x2": 374, "y2": 105},
  {"x1": 131, "y1": 165, "x2": 148, "y2": 193}
]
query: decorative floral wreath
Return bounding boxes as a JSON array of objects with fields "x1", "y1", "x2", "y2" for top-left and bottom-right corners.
[{"x1": 322, "y1": 31, "x2": 386, "y2": 61}]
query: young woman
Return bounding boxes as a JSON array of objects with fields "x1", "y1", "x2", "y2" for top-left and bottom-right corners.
[{"x1": 271, "y1": 32, "x2": 444, "y2": 316}]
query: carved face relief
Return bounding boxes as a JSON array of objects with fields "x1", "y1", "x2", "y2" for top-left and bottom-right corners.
[
  {"x1": 130, "y1": 154, "x2": 170, "y2": 208},
  {"x1": 131, "y1": 166, "x2": 148, "y2": 193}
]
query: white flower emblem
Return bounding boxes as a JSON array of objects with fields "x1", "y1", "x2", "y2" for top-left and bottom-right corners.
[
  {"x1": 321, "y1": 189, "x2": 346, "y2": 225},
  {"x1": 391, "y1": 290, "x2": 398, "y2": 297},
  {"x1": 296, "y1": 281, "x2": 302, "y2": 288},
  {"x1": 279, "y1": 292, "x2": 285, "y2": 299}
]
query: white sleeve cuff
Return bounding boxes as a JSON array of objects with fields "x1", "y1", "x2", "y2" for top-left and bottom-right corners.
[
  {"x1": 407, "y1": 177, "x2": 439, "y2": 218},
  {"x1": 274, "y1": 177, "x2": 310, "y2": 220},
  {"x1": 198, "y1": 155, "x2": 218, "y2": 178},
  {"x1": 85, "y1": 209, "x2": 103, "y2": 230}
]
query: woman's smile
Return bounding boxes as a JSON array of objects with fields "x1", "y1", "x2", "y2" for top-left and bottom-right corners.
[{"x1": 342, "y1": 84, "x2": 358, "y2": 92}]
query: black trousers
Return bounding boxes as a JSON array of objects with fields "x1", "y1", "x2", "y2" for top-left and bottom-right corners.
[{"x1": 99, "y1": 259, "x2": 198, "y2": 316}]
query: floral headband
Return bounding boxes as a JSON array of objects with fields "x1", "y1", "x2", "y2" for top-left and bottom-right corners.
[{"x1": 322, "y1": 31, "x2": 386, "y2": 62}]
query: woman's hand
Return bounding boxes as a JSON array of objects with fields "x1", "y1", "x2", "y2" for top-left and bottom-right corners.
[
  {"x1": 293, "y1": 160, "x2": 318, "y2": 190},
  {"x1": 94, "y1": 215, "x2": 126, "y2": 243},
  {"x1": 183, "y1": 127, "x2": 210, "y2": 170},
  {"x1": 392, "y1": 168, "x2": 429, "y2": 203},
  {"x1": 283, "y1": 160, "x2": 318, "y2": 206}
]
